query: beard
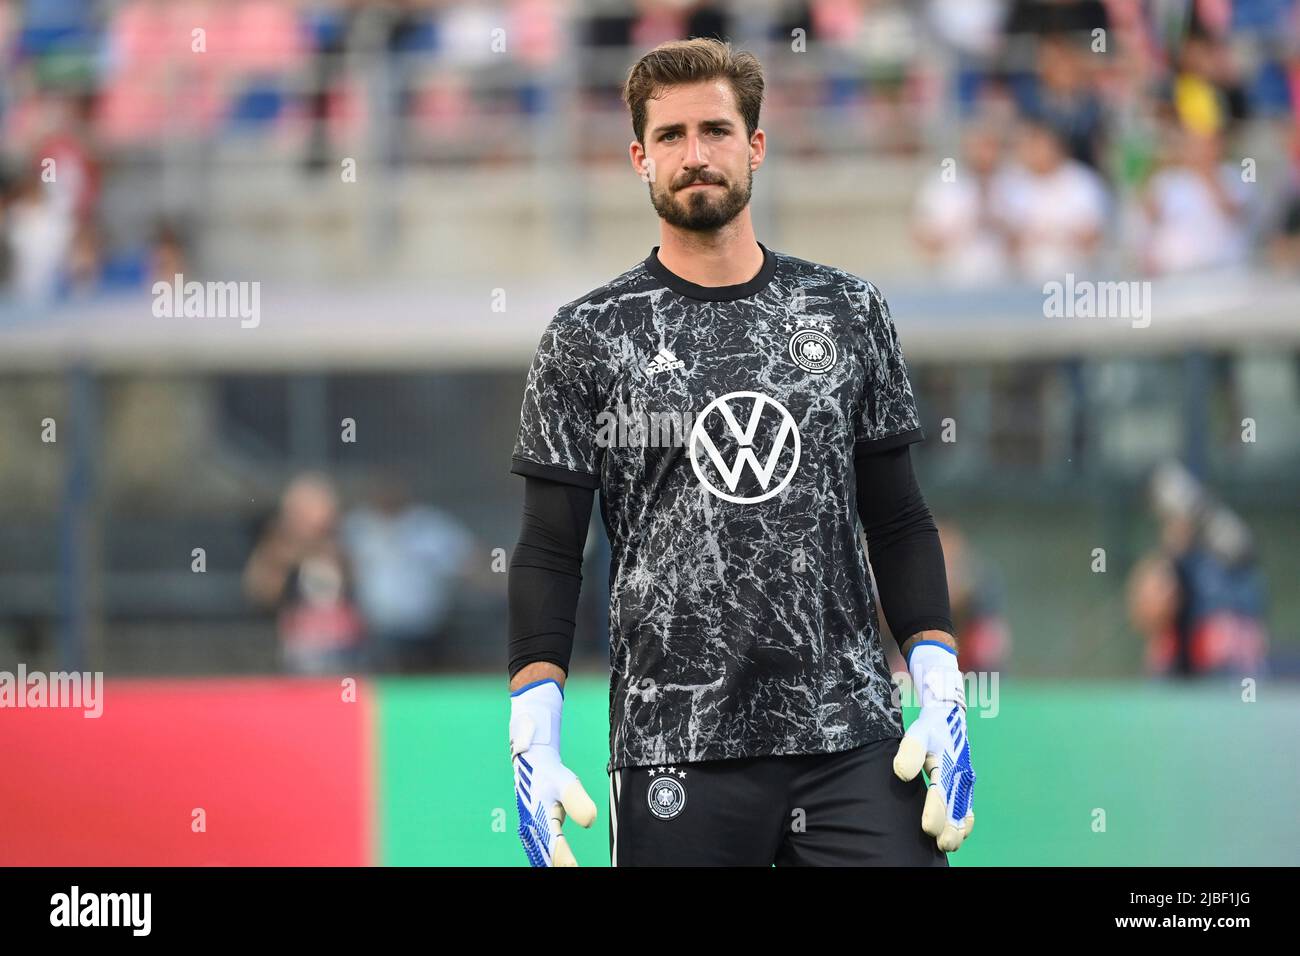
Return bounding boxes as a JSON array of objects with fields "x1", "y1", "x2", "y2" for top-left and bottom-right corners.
[{"x1": 650, "y1": 165, "x2": 753, "y2": 232}]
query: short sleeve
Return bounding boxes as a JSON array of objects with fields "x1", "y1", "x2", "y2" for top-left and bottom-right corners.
[
  {"x1": 510, "y1": 313, "x2": 603, "y2": 489},
  {"x1": 852, "y1": 281, "x2": 925, "y2": 453}
]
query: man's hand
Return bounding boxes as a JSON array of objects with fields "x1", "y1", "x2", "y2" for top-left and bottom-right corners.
[
  {"x1": 893, "y1": 642, "x2": 976, "y2": 852},
  {"x1": 509, "y1": 678, "x2": 597, "y2": 866}
]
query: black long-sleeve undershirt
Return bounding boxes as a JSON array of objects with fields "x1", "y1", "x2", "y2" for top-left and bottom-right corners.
[
  {"x1": 507, "y1": 445, "x2": 953, "y2": 679},
  {"x1": 853, "y1": 443, "x2": 954, "y2": 646},
  {"x1": 507, "y1": 477, "x2": 594, "y2": 679}
]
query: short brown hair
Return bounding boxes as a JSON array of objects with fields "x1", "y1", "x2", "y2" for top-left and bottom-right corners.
[{"x1": 622, "y1": 38, "x2": 764, "y2": 146}]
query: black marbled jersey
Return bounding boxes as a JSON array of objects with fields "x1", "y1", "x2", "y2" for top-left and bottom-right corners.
[{"x1": 511, "y1": 241, "x2": 925, "y2": 773}]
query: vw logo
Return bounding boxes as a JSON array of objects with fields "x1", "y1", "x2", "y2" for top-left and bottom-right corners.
[{"x1": 688, "y1": 391, "x2": 801, "y2": 504}]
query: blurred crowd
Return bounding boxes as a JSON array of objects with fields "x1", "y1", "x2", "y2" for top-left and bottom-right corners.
[
  {"x1": 1127, "y1": 460, "x2": 1269, "y2": 678},
  {"x1": 206, "y1": 460, "x2": 1283, "y2": 681},
  {"x1": 880, "y1": 518, "x2": 1015, "y2": 677},
  {"x1": 0, "y1": 1, "x2": 1288, "y2": 680},
  {"x1": 243, "y1": 470, "x2": 479, "y2": 674},
  {"x1": 914, "y1": 1, "x2": 1300, "y2": 283},
  {"x1": 0, "y1": 1, "x2": 1298, "y2": 300}
]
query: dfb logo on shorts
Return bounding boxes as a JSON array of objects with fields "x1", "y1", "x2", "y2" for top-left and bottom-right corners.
[
  {"x1": 647, "y1": 770, "x2": 687, "y2": 820},
  {"x1": 788, "y1": 328, "x2": 837, "y2": 374}
]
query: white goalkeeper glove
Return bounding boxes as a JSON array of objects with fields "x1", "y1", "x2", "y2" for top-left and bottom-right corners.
[
  {"x1": 509, "y1": 678, "x2": 597, "y2": 867},
  {"x1": 894, "y1": 641, "x2": 976, "y2": 852}
]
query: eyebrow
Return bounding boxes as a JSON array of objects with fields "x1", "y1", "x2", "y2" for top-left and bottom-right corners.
[{"x1": 650, "y1": 118, "x2": 736, "y2": 138}]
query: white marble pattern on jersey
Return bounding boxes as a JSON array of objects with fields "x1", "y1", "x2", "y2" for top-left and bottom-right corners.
[{"x1": 512, "y1": 247, "x2": 923, "y2": 772}]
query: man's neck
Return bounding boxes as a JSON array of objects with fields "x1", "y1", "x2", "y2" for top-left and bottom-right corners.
[{"x1": 655, "y1": 218, "x2": 764, "y2": 288}]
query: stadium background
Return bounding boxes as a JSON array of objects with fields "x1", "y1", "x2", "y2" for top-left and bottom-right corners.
[{"x1": 1, "y1": 0, "x2": 1298, "y2": 866}]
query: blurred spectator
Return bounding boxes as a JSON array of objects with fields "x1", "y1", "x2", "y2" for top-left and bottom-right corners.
[
  {"x1": 243, "y1": 472, "x2": 366, "y2": 675},
  {"x1": 341, "y1": 473, "x2": 475, "y2": 674},
  {"x1": 1267, "y1": 128, "x2": 1300, "y2": 273},
  {"x1": 1127, "y1": 461, "x2": 1268, "y2": 678},
  {"x1": 60, "y1": 219, "x2": 104, "y2": 299},
  {"x1": 1139, "y1": 126, "x2": 1250, "y2": 275},
  {"x1": 912, "y1": 122, "x2": 1012, "y2": 284},
  {"x1": 938, "y1": 520, "x2": 1012, "y2": 675},
  {"x1": 28, "y1": 92, "x2": 100, "y2": 224},
  {"x1": 148, "y1": 219, "x2": 189, "y2": 286},
  {"x1": 1163, "y1": 29, "x2": 1250, "y2": 137},
  {"x1": 991, "y1": 116, "x2": 1108, "y2": 280},
  {"x1": 1022, "y1": 33, "x2": 1106, "y2": 169},
  {"x1": 2, "y1": 171, "x2": 74, "y2": 303},
  {"x1": 925, "y1": 0, "x2": 1006, "y2": 59},
  {"x1": 56, "y1": 217, "x2": 155, "y2": 299},
  {"x1": 1002, "y1": 0, "x2": 1108, "y2": 37},
  {"x1": 925, "y1": 0, "x2": 1010, "y2": 115},
  {"x1": 632, "y1": 0, "x2": 729, "y2": 49},
  {"x1": 879, "y1": 519, "x2": 1011, "y2": 675},
  {"x1": 585, "y1": 0, "x2": 730, "y2": 98},
  {"x1": 1269, "y1": 189, "x2": 1300, "y2": 272}
]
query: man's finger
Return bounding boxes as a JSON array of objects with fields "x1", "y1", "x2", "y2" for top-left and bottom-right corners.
[
  {"x1": 937, "y1": 825, "x2": 963, "y2": 852},
  {"x1": 546, "y1": 802, "x2": 579, "y2": 867},
  {"x1": 921, "y1": 752, "x2": 939, "y2": 779},
  {"x1": 561, "y1": 778, "x2": 598, "y2": 829},
  {"x1": 893, "y1": 732, "x2": 928, "y2": 781},
  {"x1": 921, "y1": 781, "x2": 946, "y2": 837},
  {"x1": 551, "y1": 834, "x2": 578, "y2": 867},
  {"x1": 938, "y1": 817, "x2": 972, "y2": 853}
]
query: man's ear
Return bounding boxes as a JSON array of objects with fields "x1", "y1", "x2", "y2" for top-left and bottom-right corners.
[
  {"x1": 631, "y1": 142, "x2": 657, "y2": 184},
  {"x1": 749, "y1": 128, "x2": 767, "y2": 170}
]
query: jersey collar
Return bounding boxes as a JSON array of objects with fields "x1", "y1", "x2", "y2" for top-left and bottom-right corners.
[{"x1": 644, "y1": 241, "x2": 777, "y2": 302}]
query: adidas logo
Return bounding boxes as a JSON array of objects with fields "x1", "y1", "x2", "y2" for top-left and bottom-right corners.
[{"x1": 644, "y1": 347, "x2": 686, "y2": 378}]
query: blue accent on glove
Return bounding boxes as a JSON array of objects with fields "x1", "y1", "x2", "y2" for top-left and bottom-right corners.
[
  {"x1": 510, "y1": 678, "x2": 565, "y2": 699},
  {"x1": 905, "y1": 640, "x2": 957, "y2": 665}
]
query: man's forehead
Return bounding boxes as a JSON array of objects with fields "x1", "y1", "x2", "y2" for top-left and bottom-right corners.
[{"x1": 646, "y1": 80, "x2": 739, "y2": 126}]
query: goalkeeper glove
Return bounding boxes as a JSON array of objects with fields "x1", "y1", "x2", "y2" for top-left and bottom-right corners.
[
  {"x1": 893, "y1": 641, "x2": 976, "y2": 852},
  {"x1": 509, "y1": 678, "x2": 597, "y2": 867}
]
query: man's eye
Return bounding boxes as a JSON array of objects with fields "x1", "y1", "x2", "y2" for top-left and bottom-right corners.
[{"x1": 662, "y1": 132, "x2": 679, "y2": 142}]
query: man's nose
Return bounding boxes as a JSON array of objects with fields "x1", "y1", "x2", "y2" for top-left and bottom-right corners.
[{"x1": 683, "y1": 133, "x2": 709, "y2": 167}]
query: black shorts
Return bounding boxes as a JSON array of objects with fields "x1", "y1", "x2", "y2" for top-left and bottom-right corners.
[{"x1": 608, "y1": 737, "x2": 949, "y2": 866}]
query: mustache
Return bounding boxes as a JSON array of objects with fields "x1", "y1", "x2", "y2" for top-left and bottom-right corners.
[{"x1": 675, "y1": 174, "x2": 725, "y2": 190}]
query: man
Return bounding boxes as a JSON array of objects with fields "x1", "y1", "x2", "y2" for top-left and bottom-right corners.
[
  {"x1": 342, "y1": 474, "x2": 476, "y2": 674},
  {"x1": 507, "y1": 38, "x2": 975, "y2": 867},
  {"x1": 990, "y1": 116, "x2": 1108, "y2": 282},
  {"x1": 912, "y1": 121, "x2": 1011, "y2": 286}
]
